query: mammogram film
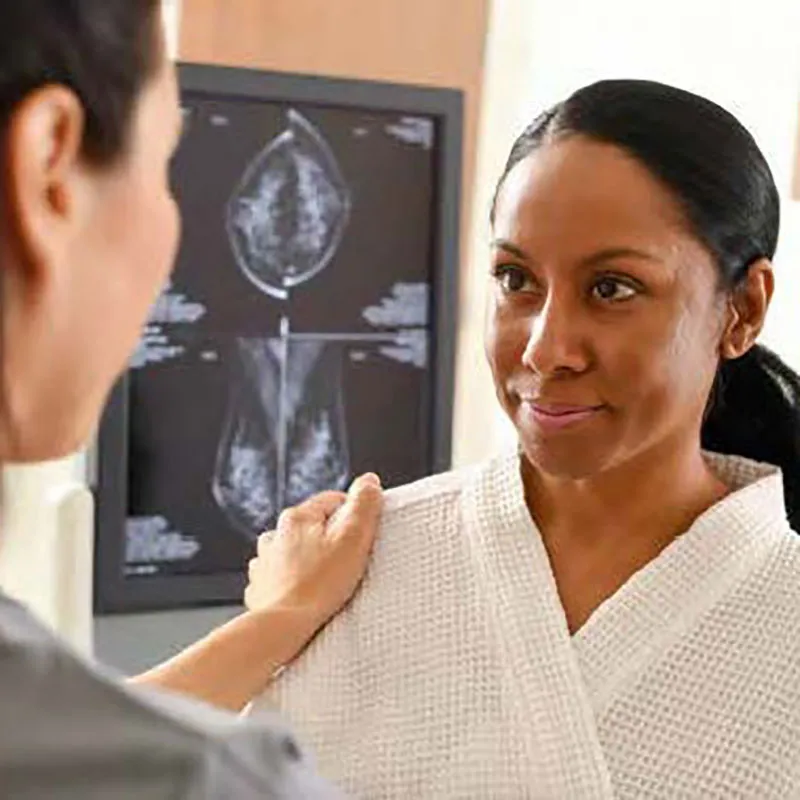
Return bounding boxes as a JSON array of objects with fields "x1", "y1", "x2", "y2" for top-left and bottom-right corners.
[
  {"x1": 212, "y1": 337, "x2": 349, "y2": 539},
  {"x1": 124, "y1": 98, "x2": 438, "y2": 574},
  {"x1": 226, "y1": 110, "x2": 351, "y2": 300}
]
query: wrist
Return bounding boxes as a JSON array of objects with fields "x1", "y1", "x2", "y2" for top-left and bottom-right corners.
[{"x1": 247, "y1": 602, "x2": 325, "y2": 663}]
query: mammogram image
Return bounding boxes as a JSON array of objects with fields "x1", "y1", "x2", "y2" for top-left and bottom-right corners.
[
  {"x1": 226, "y1": 110, "x2": 351, "y2": 300},
  {"x1": 212, "y1": 337, "x2": 350, "y2": 538}
]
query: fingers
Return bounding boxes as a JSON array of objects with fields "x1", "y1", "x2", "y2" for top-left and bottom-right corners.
[
  {"x1": 277, "y1": 490, "x2": 346, "y2": 531},
  {"x1": 349, "y1": 473, "x2": 382, "y2": 494},
  {"x1": 330, "y1": 472, "x2": 383, "y2": 538},
  {"x1": 256, "y1": 528, "x2": 280, "y2": 558},
  {"x1": 257, "y1": 474, "x2": 382, "y2": 558}
]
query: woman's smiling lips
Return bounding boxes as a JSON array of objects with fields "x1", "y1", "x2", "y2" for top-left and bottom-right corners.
[{"x1": 519, "y1": 400, "x2": 606, "y2": 431}]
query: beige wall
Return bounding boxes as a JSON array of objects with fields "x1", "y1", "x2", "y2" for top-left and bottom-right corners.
[{"x1": 179, "y1": 0, "x2": 492, "y2": 466}]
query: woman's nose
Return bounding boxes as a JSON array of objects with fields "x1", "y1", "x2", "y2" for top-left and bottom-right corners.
[{"x1": 521, "y1": 292, "x2": 590, "y2": 376}]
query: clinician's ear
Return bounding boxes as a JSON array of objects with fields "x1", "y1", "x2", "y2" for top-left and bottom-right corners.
[
  {"x1": 719, "y1": 258, "x2": 773, "y2": 360},
  {"x1": 2, "y1": 85, "x2": 91, "y2": 286}
]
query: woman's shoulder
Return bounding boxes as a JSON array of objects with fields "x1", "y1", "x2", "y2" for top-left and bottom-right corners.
[
  {"x1": 382, "y1": 466, "x2": 472, "y2": 514},
  {"x1": 380, "y1": 450, "x2": 517, "y2": 529},
  {"x1": 374, "y1": 466, "x2": 475, "y2": 549}
]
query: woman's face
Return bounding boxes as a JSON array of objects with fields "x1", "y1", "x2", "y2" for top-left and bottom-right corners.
[
  {"x1": 486, "y1": 135, "x2": 727, "y2": 479},
  {"x1": 0, "y1": 27, "x2": 182, "y2": 460}
]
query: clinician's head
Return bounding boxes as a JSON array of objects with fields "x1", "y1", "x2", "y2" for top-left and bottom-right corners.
[
  {"x1": 0, "y1": 0, "x2": 182, "y2": 461},
  {"x1": 487, "y1": 80, "x2": 800, "y2": 503}
]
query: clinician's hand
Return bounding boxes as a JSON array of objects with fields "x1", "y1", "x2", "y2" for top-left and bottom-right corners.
[
  {"x1": 245, "y1": 473, "x2": 384, "y2": 631},
  {"x1": 131, "y1": 473, "x2": 383, "y2": 713}
]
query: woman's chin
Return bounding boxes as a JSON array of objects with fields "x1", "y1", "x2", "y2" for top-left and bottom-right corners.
[
  {"x1": 519, "y1": 435, "x2": 614, "y2": 481},
  {"x1": 513, "y1": 404, "x2": 621, "y2": 480}
]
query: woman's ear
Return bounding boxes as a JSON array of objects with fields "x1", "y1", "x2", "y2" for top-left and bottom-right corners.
[
  {"x1": 2, "y1": 84, "x2": 88, "y2": 285},
  {"x1": 719, "y1": 258, "x2": 774, "y2": 360}
]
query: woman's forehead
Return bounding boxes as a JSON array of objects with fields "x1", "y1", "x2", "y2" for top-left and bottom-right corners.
[{"x1": 493, "y1": 137, "x2": 689, "y2": 248}]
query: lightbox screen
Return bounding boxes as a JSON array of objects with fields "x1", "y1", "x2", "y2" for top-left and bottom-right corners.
[{"x1": 123, "y1": 92, "x2": 440, "y2": 580}]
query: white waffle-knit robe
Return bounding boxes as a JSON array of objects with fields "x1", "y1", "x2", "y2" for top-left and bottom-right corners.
[{"x1": 251, "y1": 451, "x2": 800, "y2": 798}]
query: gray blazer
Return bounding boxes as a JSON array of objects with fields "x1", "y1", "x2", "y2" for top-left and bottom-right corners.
[{"x1": 0, "y1": 593, "x2": 341, "y2": 798}]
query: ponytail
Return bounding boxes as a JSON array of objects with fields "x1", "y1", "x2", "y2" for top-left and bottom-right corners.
[{"x1": 701, "y1": 344, "x2": 800, "y2": 530}]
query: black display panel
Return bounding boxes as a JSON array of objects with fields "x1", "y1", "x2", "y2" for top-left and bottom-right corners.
[{"x1": 94, "y1": 63, "x2": 462, "y2": 613}]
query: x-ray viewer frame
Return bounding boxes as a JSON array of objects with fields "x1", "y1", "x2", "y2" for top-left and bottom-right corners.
[{"x1": 94, "y1": 63, "x2": 463, "y2": 614}]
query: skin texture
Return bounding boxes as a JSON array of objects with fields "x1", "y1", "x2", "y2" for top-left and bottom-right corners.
[
  {"x1": 0, "y1": 19, "x2": 383, "y2": 708},
  {"x1": 487, "y1": 135, "x2": 773, "y2": 632}
]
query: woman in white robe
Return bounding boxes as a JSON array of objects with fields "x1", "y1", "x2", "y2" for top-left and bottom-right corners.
[{"x1": 250, "y1": 80, "x2": 800, "y2": 798}]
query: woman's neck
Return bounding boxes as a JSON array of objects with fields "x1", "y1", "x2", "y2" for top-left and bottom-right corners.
[{"x1": 522, "y1": 435, "x2": 729, "y2": 634}]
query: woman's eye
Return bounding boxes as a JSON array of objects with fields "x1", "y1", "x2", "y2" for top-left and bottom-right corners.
[
  {"x1": 592, "y1": 277, "x2": 638, "y2": 302},
  {"x1": 492, "y1": 265, "x2": 538, "y2": 294}
]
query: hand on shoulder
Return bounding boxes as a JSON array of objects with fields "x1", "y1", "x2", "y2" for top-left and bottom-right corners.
[{"x1": 245, "y1": 474, "x2": 384, "y2": 632}]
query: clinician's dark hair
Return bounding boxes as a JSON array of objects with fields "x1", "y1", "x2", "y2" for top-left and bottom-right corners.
[
  {"x1": 0, "y1": 0, "x2": 163, "y2": 164},
  {"x1": 493, "y1": 80, "x2": 800, "y2": 529},
  {"x1": 0, "y1": 0, "x2": 163, "y2": 460}
]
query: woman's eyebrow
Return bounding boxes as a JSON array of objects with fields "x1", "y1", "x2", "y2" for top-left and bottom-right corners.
[
  {"x1": 578, "y1": 247, "x2": 660, "y2": 268},
  {"x1": 491, "y1": 241, "x2": 660, "y2": 268},
  {"x1": 491, "y1": 239, "x2": 530, "y2": 261}
]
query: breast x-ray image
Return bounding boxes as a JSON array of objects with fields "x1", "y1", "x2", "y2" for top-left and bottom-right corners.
[
  {"x1": 227, "y1": 110, "x2": 352, "y2": 300},
  {"x1": 122, "y1": 93, "x2": 441, "y2": 581}
]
